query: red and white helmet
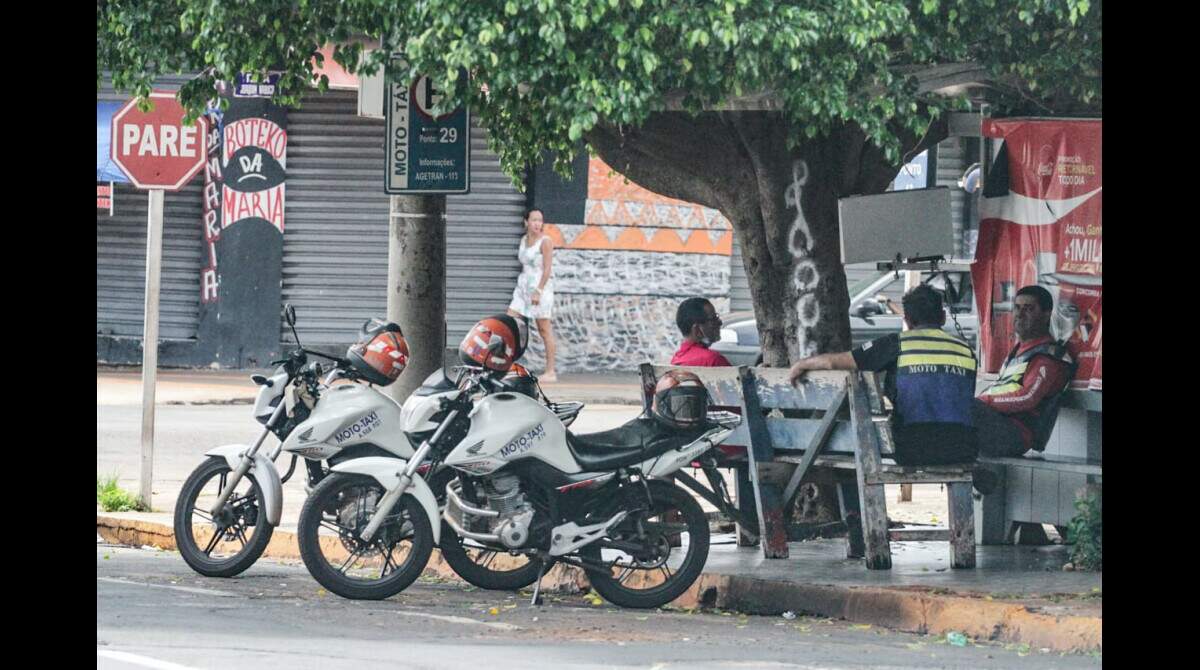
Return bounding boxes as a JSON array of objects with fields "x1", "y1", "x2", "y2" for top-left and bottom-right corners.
[
  {"x1": 651, "y1": 370, "x2": 710, "y2": 430},
  {"x1": 347, "y1": 319, "x2": 409, "y2": 386},
  {"x1": 459, "y1": 315, "x2": 522, "y2": 373}
]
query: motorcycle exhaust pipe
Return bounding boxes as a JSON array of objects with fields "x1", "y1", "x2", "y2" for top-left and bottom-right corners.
[
  {"x1": 443, "y1": 482, "x2": 501, "y2": 543},
  {"x1": 443, "y1": 510, "x2": 501, "y2": 544}
]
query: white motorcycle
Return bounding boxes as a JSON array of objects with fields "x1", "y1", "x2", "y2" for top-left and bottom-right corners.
[
  {"x1": 295, "y1": 351, "x2": 741, "y2": 608},
  {"x1": 173, "y1": 306, "x2": 580, "y2": 587}
]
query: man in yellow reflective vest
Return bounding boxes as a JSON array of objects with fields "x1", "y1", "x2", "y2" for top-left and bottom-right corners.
[
  {"x1": 787, "y1": 285, "x2": 977, "y2": 465},
  {"x1": 974, "y1": 285, "x2": 1075, "y2": 457}
]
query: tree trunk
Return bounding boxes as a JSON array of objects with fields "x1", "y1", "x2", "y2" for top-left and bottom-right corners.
[
  {"x1": 588, "y1": 112, "x2": 940, "y2": 365},
  {"x1": 386, "y1": 195, "x2": 447, "y2": 404}
]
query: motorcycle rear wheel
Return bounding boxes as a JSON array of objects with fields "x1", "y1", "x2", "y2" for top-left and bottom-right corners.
[
  {"x1": 174, "y1": 457, "x2": 274, "y2": 578},
  {"x1": 580, "y1": 479, "x2": 709, "y2": 609},
  {"x1": 297, "y1": 473, "x2": 433, "y2": 600}
]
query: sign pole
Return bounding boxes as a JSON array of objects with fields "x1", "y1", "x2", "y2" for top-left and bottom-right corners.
[{"x1": 139, "y1": 188, "x2": 165, "y2": 509}]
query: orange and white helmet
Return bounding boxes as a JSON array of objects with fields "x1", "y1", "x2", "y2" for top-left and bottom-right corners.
[
  {"x1": 347, "y1": 319, "x2": 409, "y2": 386},
  {"x1": 459, "y1": 315, "x2": 522, "y2": 373},
  {"x1": 651, "y1": 370, "x2": 710, "y2": 430}
]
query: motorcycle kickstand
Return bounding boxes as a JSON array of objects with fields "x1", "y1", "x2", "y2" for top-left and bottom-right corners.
[{"x1": 530, "y1": 557, "x2": 551, "y2": 607}]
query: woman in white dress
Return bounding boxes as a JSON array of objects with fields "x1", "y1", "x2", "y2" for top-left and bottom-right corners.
[{"x1": 507, "y1": 208, "x2": 558, "y2": 382}]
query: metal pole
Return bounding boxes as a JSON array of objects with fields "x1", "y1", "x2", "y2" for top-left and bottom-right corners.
[{"x1": 139, "y1": 188, "x2": 165, "y2": 509}]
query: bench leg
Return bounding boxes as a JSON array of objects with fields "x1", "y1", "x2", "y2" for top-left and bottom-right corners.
[
  {"x1": 734, "y1": 464, "x2": 758, "y2": 548},
  {"x1": 748, "y1": 464, "x2": 789, "y2": 558},
  {"x1": 946, "y1": 482, "x2": 976, "y2": 569},
  {"x1": 1015, "y1": 521, "x2": 1052, "y2": 545},
  {"x1": 838, "y1": 479, "x2": 865, "y2": 559},
  {"x1": 855, "y1": 482, "x2": 892, "y2": 569},
  {"x1": 973, "y1": 465, "x2": 1009, "y2": 545}
]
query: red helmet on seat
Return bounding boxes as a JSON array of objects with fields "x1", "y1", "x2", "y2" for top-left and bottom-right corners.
[
  {"x1": 460, "y1": 315, "x2": 523, "y2": 373},
  {"x1": 651, "y1": 370, "x2": 710, "y2": 430},
  {"x1": 347, "y1": 319, "x2": 409, "y2": 386}
]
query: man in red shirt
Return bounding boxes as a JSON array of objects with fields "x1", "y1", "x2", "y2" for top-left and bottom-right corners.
[
  {"x1": 974, "y1": 285, "x2": 1074, "y2": 457},
  {"x1": 671, "y1": 297, "x2": 732, "y2": 367}
]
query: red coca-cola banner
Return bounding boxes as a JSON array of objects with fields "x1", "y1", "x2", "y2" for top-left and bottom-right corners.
[{"x1": 971, "y1": 119, "x2": 1102, "y2": 391}]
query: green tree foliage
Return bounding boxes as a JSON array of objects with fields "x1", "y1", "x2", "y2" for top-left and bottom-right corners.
[
  {"x1": 99, "y1": 0, "x2": 1100, "y2": 365},
  {"x1": 99, "y1": 0, "x2": 1100, "y2": 182}
]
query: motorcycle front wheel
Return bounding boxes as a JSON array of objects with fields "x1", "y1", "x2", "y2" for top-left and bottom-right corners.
[
  {"x1": 580, "y1": 479, "x2": 710, "y2": 609},
  {"x1": 174, "y1": 456, "x2": 274, "y2": 578},
  {"x1": 297, "y1": 473, "x2": 433, "y2": 600}
]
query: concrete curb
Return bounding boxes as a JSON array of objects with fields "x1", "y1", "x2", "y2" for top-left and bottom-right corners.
[{"x1": 97, "y1": 514, "x2": 1099, "y2": 653}]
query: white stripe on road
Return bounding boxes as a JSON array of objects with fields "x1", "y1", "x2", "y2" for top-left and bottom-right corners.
[
  {"x1": 97, "y1": 649, "x2": 200, "y2": 670},
  {"x1": 97, "y1": 577, "x2": 239, "y2": 597},
  {"x1": 392, "y1": 610, "x2": 520, "y2": 630}
]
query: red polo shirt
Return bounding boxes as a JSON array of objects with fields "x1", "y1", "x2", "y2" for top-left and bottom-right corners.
[{"x1": 671, "y1": 340, "x2": 732, "y2": 367}]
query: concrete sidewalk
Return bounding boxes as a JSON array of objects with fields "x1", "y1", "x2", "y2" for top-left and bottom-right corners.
[{"x1": 96, "y1": 367, "x2": 1100, "y2": 652}]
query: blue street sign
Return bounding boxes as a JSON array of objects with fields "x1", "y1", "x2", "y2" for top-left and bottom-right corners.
[{"x1": 385, "y1": 68, "x2": 470, "y2": 194}]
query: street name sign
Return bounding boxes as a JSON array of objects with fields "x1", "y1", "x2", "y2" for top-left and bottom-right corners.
[
  {"x1": 110, "y1": 91, "x2": 210, "y2": 191},
  {"x1": 385, "y1": 65, "x2": 470, "y2": 194}
]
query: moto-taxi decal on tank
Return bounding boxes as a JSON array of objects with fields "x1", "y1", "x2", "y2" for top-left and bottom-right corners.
[
  {"x1": 335, "y1": 411, "x2": 382, "y2": 445},
  {"x1": 499, "y1": 423, "x2": 545, "y2": 459}
]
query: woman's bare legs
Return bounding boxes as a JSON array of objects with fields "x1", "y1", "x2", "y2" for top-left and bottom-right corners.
[{"x1": 536, "y1": 317, "x2": 556, "y2": 381}]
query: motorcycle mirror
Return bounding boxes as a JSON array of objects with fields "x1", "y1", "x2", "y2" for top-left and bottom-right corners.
[{"x1": 283, "y1": 304, "x2": 301, "y2": 346}]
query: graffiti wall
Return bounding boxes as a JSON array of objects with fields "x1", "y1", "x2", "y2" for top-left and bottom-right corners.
[
  {"x1": 200, "y1": 96, "x2": 288, "y2": 304},
  {"x1": 523, "y1": 157, "x2": 733, "y2": 372}
]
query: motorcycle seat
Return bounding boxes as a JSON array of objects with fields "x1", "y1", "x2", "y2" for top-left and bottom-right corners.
[{"x1": 566, "y1": 416, "x2": 709, "y2": 471}]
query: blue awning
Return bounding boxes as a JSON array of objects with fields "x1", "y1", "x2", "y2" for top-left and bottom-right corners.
[{"x1": 97, "y1": 101, "x2": 131, "y2": 183}]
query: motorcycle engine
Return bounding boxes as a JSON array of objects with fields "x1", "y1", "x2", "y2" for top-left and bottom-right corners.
[{"x1": 485, "y1": 475, "x2": 535, "y2": 549}]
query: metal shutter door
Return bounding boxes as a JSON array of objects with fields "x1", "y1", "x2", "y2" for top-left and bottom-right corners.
[
  {"x1": 935, "y1": 137, "x2": 969, "y2": 255},
  {"x1": 729, "y1": 235, "x2": 752, "y2": 313},
  {"x1": 283, "y1": 90, "x2": 526, "y2": 347},
  {"x1": 96, "y1": 181, "x2": 203, "y2": 340},
  {"x1": 282, "y1": 90, "x2": 390, "y2": 344},
  {"x1": 444, "y1": 123, "x2": 526, "y2": 346}
]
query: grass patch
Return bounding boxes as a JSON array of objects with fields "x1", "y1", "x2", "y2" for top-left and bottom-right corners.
[{"x1": 96, "y1": 474, "x2": 149, "y2": 512}]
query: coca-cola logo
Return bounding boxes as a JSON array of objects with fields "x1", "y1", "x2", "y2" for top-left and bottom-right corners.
[{"x1": 1036, "y1": 144, "x2": 1055, "y2": 177}]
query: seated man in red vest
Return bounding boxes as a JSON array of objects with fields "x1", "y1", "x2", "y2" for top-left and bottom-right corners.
[
  {"x1": 671, "y1": 297, "x2": 732, "y2": 367},
  {"x1": 974, "y1": 285, "x2": 1075, "y2": 457}
]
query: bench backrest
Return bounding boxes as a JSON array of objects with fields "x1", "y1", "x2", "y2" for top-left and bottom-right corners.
[{"x1": 748, "y1": 367, "x2": 860, "y2": 455}]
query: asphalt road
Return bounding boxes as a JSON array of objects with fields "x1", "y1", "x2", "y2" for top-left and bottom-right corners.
[{"x1": 97, "y1": 545, "x2": 1100, "y2": 669}]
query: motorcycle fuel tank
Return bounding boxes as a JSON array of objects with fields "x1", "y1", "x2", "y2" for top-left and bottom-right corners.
[
  {"x1": 443, "y1": 392, "x2": 579, "y2": 475},
  {"x1": 281, "y1": 384, "x2": 413, "y2": 460}
]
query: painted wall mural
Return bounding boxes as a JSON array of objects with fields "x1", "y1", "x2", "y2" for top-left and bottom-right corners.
[{"x1": 525, "y1": 157, "x2": 734, "y2": 372}]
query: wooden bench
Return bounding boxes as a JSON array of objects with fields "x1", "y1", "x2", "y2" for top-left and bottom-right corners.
[{"x1": 640, "y1": 363, "x2": 977, "y2": 570}]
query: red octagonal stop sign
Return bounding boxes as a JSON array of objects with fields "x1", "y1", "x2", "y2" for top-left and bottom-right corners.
[{"x1": 110, "y1": 91, "x2": 210, "y2": 191}]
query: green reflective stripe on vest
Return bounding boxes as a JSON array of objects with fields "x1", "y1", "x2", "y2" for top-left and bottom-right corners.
[
  {"x1": 983, "y1": 382, "x2": 1023, "y2": 396},
  {"x1": 898, "y1": 330, "x2": 975, "y2": 372},
  {"x1": 897, "y1": 353, "x2": 978, "y2": 370}
]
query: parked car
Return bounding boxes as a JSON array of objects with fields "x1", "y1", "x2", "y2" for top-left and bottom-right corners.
[{"x1": 712, "y1": 272, "x2": 977, "y2": 366}]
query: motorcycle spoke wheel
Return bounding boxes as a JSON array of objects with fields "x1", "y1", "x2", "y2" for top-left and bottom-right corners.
[
  {"x1": 580, "y1": 480, "x2": 710, "y2": 609},
  {"x1": 174, "y1": 457, "x2": 274, "y2": 578},
  {"x1": 297, "y1": 474, "x2": 433, "y2": 600}
]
